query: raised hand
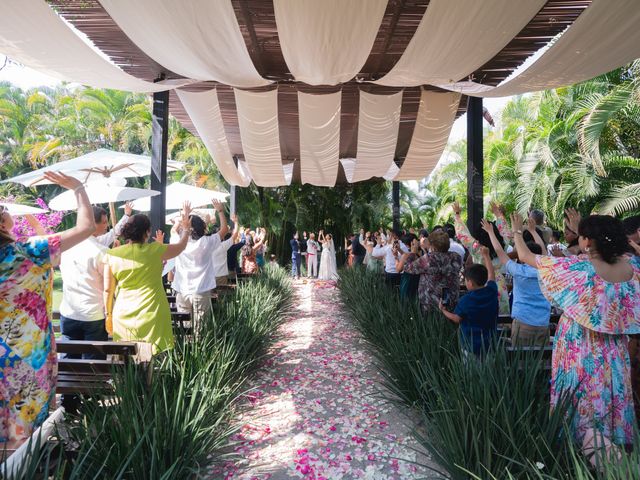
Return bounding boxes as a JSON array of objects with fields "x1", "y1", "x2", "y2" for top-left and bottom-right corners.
[
  {"x1": 479, "y1": 245, "x2": 490, "y2": 258},
  {"x1": 124, "y1": 201, "x2": 133, "y2": 216},
  {"x1": 480, "y1": 218, "x2": 494, "y2": 234},
  {"x1": 212, "y1": 199, "x2": 224, "y2": 212},
  {"x1": 153, "y1": 230, "x2": 165, "y2": 244},
  {"x1": 510, "y1": 212, "x2": 524, "y2": 234},
  {"x1": 550, "y1": 244, "x2": 565, "y2": 257},
  {"x1": 629, "y1": 239, "x2": 640, "y2": 256},
  {"x1": 43, "y1": 171, "x2": 83, "y2": 191},
  {"x1": 565, "y1": 208, "x2": 581, "y2": 234},
  {"x1": 181, "y1": 201, "x2": 192, "y2": 230},
  {"x1": 452, "y1": 201, "x2": 462, "y2": 215},
  {"x1": 231, "y1": 213, "x2": 238, "y2": 224},
  {"x1": 527, "y1": 217, "x2": 537, "y2": 232}
]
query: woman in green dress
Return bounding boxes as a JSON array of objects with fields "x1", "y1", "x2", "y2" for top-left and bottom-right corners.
[{"x1": 104, "y1": 204, "x2": 191, "y2": 354}]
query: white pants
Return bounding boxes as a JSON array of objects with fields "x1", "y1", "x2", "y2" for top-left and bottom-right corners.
[{"x1": 307, "y1": 253, "x2": 318, "y2": 277}]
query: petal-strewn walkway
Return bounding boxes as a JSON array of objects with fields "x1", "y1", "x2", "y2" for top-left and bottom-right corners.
[{"x1": 214, "y1": 280, "x2": 441, "y2": 479}]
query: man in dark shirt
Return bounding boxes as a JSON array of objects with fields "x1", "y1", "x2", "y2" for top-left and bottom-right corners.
[
  {"x1": 439, "y1": 247, "x2": 498, "y2": 356},
  {"x1": 290, "y1": 232, "x2": 301, "y2": 278},
  {"x1": 350, "y1": 232, "x2": 366, "y2": 266}
]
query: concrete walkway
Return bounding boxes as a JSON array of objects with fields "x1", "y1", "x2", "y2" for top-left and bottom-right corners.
[{"x1": 213, "y1": 280, "x2": 442, "y2": 479}]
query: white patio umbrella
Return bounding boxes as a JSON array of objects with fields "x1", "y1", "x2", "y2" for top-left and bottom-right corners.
[
  {"x1": 128, "y1": 182, "x2": 228, "y2": 211},
  {"x1": 1, "y1": 149, "x2": 184, "y2": 187},
  {"x1": 49, "y1": 181, "x2": 160, "y2": 211},
  {"x1": 0, "y1": 202, "x2": 48, "y2": 216}
]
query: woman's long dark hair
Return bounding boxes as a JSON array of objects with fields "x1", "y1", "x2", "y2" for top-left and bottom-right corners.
[
  {"x1": 578, "y1": 215, "x2": 629, "y2": 264},
  {"x1": 474, "y1": 221, "x2": 504, "y2": 259}
]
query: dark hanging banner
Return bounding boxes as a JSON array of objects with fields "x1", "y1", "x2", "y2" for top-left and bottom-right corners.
[{"x1": 466, "y1": 96, "x2": 484, "y2": 235}]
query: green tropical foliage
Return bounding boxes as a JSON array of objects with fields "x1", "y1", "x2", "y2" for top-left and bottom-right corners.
[{"x1": 417, "y1": 62, "x2": 640, "y2": 228}]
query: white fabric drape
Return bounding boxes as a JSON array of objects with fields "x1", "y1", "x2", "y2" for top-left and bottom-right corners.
[
  {"x1": 177, "y1": 89, "x2": 251, "y2": 187},
  {"x1": 395, "y1": 91, "x2": 460, "y2": 181},
  {"x1": 441, "y1": 0, "x2": 640, "y2": 97},
  {"x1": 352, "y1": 91, "x2": 402, "y2": 182},
  {"x1": 339, "y1": 158, "x2": 356, "y2": 183},
  {"x1": 99, "y1": 0, "x2": 268, "y2": 88},
  {"x1": 0, "y1": 0, "x2": 183, "y2": 92},
  {"x1": 298, "y1": 91, "x2": 342, "y2": 186},
  {"x1": 375, "y1": 0, "x2": 545, "y2": 87},
  {"x1": 274, "y1": 0, "x2": 387, "y2": 85},
  {"x1": 234, "y1": 89, "x2": 288, "y2": 187}
]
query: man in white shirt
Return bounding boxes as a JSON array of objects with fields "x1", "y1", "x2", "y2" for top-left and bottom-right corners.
[
  {"x1": 171, "y1": 201, "x2": 228, "y2": 330},
  {"x1": 306, "y1": 232, "x2": 319, "y2": 278},
  {"x1": 212, "y1": 214, "x2": 239, "y2": 286},
  {"x1": 372, "y1": 230, "x2": 408, "y2": 287},
  {"x1": 59, "y1": 204, "x2": 131, "y2": 360},
  {"x1": 443, "y1": 224, "x2": 466, "y2": 264}
]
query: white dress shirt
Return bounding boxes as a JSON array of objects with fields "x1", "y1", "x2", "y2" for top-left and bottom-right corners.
[
  {"x1": 372, "y1": 243, "x2": 409, "y2": 274},
  {"x1": 59, "y1": 236, "x2": 107, "y2": 321},
  {"x1": 172, "y1": 234, "x2": 222, "y2": 294},
  {"x1": 213, "y1": 236, "x2": 234, "y2": 278},
  {"x1": 448, "y1": 240, "x2": 466, "y2": 262},
  {"x1": 94, "y1": 214, "x2": 129, "y2": 248}
]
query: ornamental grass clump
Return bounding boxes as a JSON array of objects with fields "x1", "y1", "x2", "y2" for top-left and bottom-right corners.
[
  {"x1": 24, "y1": 267, "x2": 293, "y2": 478},
  {"x1": 338, "y1": 269, "x2": 636, "y2": 479}
]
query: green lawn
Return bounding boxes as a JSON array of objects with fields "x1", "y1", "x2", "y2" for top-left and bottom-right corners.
[{"x1": 52, "y1": 269, "x2": 62, "y2": 312}]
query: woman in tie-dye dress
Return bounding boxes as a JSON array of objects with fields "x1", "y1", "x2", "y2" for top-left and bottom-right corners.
[
  {"x1": 511, "y1": 212, "x2": 640, "y2": 448},
  {"x1": 0, "y1": 172, "x2": 94, "y2": 448}
]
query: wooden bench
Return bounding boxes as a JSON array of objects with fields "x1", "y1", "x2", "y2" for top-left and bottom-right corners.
[{"x1": 56, "y1": 340, "x2": 145, "y2": 395}]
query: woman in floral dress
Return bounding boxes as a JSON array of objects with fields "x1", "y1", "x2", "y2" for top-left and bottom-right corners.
[
  {"x1": 398, "y1": 230, "x2": 462, "y2": 312},
  {"x1": 512, "y1": 212, "x2": 640, "y2": 449},
  {"x1": 0, "y1": 172, "x2": 94, "y2": 448},
  {"x1": 452, "y1": 202, "x2": 510, "y2": 315}
]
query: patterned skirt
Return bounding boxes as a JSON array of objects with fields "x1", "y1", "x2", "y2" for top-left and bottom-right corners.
[{"x1": 551, "y1": 316, "x2": 635, "y2": 445}]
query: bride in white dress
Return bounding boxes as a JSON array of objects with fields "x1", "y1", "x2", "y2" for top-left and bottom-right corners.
[{"x1": 317, "y1": 230, "x2": 338, "y2": 280}]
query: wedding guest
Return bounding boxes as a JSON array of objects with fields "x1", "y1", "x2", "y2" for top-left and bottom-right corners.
[
  {"x1": 104, "y1": 204, "x2": 192, "y2": 353},
  {"x1": 623, "y1": 215, "x2": 640, "y2": 257},
  {"x1": 481, "y1": 218, "x2": 551, "y2": 346},
  {"x1": 241, "y1": 233, "x2": 264, "y2": 274},
  {"x1": 299, "y1": 231, "x2": 308, "y2": 275},
  {"x1": 439, "y1": 247, "x2": 498, "y2": 356},
  {"x1": 94, "y1": 201, "x2": 133, "y2": 247},
  {"x1": 171, "y1": 201, "x2": 228, "y2": 332},
  {"x1": 399, "y1": 230, "x2": 463, "y2": 312},
  {"x1": 212, "y1": 214, "x2": 240, "y2": 286},
  {"x1": 350, "y1": 232, "x2": 366, "y2": 266},
  {"x1": 453, "y1": 201, "x2": 509, "y2": 315},
  {"x1": 306, "y1": 232, "x2": 319, "y2": 278},
  {"x1": 0, "y1": 172, "x2": 95, "y2": 448},
  {"x1": 511, "y1": 211, "x2": 640, "y2": 452},
  {"x1": 372, "y1": 230, "x2": 408, "y2": 287},
  {"x1": 290, "y1": 232, "x2": 301, "y2": 278}
]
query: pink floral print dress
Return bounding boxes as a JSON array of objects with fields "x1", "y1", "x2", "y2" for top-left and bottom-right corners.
[
  {"x1": 536, "y1": 254, "x2": 640, "y2": 445},
  {"x1": 0, "y1": 235, "x2": 61, "y2": 445}
]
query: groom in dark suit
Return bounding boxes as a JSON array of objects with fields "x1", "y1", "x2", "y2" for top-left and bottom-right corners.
[{"x1": 290, "y1": 232, "x2": 301, "y2": 279}]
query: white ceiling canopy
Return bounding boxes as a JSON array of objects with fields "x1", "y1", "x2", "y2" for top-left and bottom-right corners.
[
  {"x1": 274, "y1": 0, "x2": 387, "y2": 86},
  {"x1": 299, "y1": 91, "x2": 342, "y2": 186},
  {"x1": 394, "y1": 90, "x2": 461, "y2": 181},
  {"x1": 0, "y1": 0, "x2": 187, "y2": 92},
  {"x1": 99, "y1": 0, "x2": 270, "y2": 89},
  {"x1": 441, "y1": 0, "x2": 640, "y2": 97},
  {"x1": 374, "y1": 0, "x2": 545, "y2": 87},
  {"x1": 176, "y1": 89, "x2": 252, "y2": 187},
  {"x1": 352, "y1": 91, "x2": 402, "y2": 182},
  {"x1": 234, "y1": 88, "x2": 289, "y2": 187}
]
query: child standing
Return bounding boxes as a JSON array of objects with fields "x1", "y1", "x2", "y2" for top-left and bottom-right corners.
[{"x1": 439, "y1": 247, "x2": 498, "y2": 356}]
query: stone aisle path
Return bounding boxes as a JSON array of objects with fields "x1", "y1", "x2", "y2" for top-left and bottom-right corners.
[{"x1": 213, "y1": 280, "x2": 443, "y2": 480}]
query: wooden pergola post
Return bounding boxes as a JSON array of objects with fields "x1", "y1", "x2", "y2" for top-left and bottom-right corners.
[
  {"x1": 466, "y1": 96, "x2": 483, "y2": 234},
  {"x1": 150, "y1": 90, "x2": 169, "y2": 237},
  {"x1": 392, "y1": 180, "x2": 400, "y2": 232}
]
